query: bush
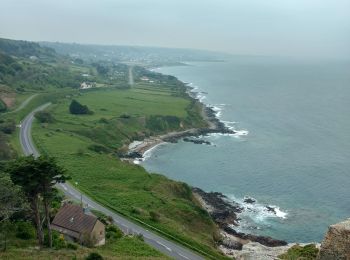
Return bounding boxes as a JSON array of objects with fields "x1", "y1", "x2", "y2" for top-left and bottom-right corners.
[
  {"x1": 106, "y1": 225, "x2": 123, "y2": 240},
  {"x1": 88, "y1": 144, "x2": 110, "y2": 154},
  {"x1": 0, "y1": 120, "x2": 16, "y2": 134},
  {"x1": 66, "y1": 242, "x2": 78, "y2": 250},
  {"x1": 136, "y1": 233, "x2": 144, "y2": 241},
  {"x1": 0, "y1": 99, "x2": 7, "y2": 112},
  {"x1": 85, "y1": 252, "x2": 104, "y2": 260},
  {"x1": 91, "y1": 210, "x2": 111, "y2": 225},
  {"x1": 69, "y1": 99, "x2": 93, "y2": 115},
  {"x1": 99, "y1": 118, "x2": 109, "y2": 124},
  {"x1": 131, "y1": 207, "x2": 142, "y2": 215},
  {"x1": 149, "y1": 211, "x2": 160, "y2": 222},
  {"x1": 35, "y1": 111, "x2": 54, "y2": 123},
  {"x1": 146, "y1": 115, "x2": 180, "y2": 132},
  {"x1": 278, "y1": 244, "x2": 319, "y2": 260},
  {"x1": 54, "y1": 234, "x2": 66, "y2": 250},
  {"x1": 15, "y1": 221, "x2": 35, "y2": 240},
  {"x1": 120, "y1": 113, "x2": 130, "y2": 119}
]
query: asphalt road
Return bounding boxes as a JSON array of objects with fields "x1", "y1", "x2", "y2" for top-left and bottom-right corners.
[
  {"x1": 19, "y1": 103, "x2": 205, "y2": 260},
  {"x1": 128, "y1": 66, "x2": 134, "y2": 86},
  {"x1": 9, "y1": 93, "x2": 38, "y2": 113}
]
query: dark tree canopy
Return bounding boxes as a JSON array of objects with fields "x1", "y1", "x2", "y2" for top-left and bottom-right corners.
[
  {"x1": 34, "y1": 110, "x2": 55, "y2": 123},
  {"x1": 0, "y1": 172, "x2": 27, "y2": 222},
  {"x1": 5, "y1": 155, "x2": 70, "y2": 247},
  {"x1": 69, "y1": 99, "x2": 93, "y2": 115}
]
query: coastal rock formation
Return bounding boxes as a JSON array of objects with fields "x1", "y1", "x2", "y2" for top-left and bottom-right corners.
[
  {"x1": 183, "y1": 137, "x2": 211, "y2": 145},
  {"x1": 318, "y1": 218, "x2": 350, "y2": 260},
  {"x1": 223, "y1": 225, "x2": 287, "y2": 247},
  {"x1": 222, "y1": 242, "x2": 298, "y2": 260},
  {"x1": 192, "y1": 187, "x2": 288, "y2": 250},
  {"x1": 243, "y1": 197, "x2": 256, "y2": 204},
  {"x1": 192, "y1": 187, "x2": 242, "y2": 226}
]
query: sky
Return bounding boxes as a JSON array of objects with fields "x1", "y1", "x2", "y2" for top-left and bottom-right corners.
[{"x1": 0, "y1": 0, "x2": 349, "y2": 59}]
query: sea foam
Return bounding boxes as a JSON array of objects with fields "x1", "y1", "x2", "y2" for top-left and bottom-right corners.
[{"x1": 227, "y1": 195, "x2": 288, "y2": 233}]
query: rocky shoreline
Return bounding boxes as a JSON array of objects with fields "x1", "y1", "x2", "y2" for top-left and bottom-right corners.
[
  {"x1": 192, "y1": 188, "x2": 287, "y2": 249},
  {"x1": 121, "y1": 101, "x2": 235, "y2": 161}
]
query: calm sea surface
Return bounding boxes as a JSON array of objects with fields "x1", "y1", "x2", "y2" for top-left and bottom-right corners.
[{"x1": 142, "y1": 57, "x2": 350, "y2": 242}]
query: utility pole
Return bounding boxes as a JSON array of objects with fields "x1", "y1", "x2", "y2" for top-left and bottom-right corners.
[{"x1": 75, "y1": 182, "x2": 83, "y2": 207}]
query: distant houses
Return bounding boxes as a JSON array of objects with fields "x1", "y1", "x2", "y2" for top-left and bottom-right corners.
[
  {"x1": 80, "y1": 82, "x2": 95, "y2": 89},
  {"x1": 51, "y1": 204, "x2": 105, "y2": 246},
  {"x1": 140, "y1": 76, "x2": 154, "y2": 83}
]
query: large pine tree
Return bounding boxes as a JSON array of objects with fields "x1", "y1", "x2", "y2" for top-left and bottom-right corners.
[{"x1": 6, "y1": 155, "x2": 69, "y2": 247}]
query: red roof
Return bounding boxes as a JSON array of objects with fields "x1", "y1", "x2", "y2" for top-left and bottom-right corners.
[{"x1": 51, "y1": 204, "x2": 97, "y2": 237}]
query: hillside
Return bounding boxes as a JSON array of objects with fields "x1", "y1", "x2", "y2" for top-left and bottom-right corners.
[{"x1": 0, "y1": 38, "x2": 228, "y2": 259}]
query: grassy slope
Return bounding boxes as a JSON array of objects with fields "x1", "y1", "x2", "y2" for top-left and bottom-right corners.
[
  {"x1": 0, "y1": 235, "x2": 169, "y2": 260},
  {"x1": 31, "y1": 85, "x2": 227, "y2": 259}
]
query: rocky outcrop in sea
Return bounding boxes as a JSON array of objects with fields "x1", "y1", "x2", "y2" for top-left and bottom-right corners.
[{"x1": 192, "y1": 187, "x2": 287, "y2": 251}]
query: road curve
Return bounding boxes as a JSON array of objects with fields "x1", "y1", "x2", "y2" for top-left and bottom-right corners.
[
  {"x1": 9, "y1": 93, "x2": 38, "y2": 113},
  {"x1": 19, "y1": 103, "x2": 204, "y2": 260}
]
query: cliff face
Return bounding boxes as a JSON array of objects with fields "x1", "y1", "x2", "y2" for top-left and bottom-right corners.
[{"x1": 318, "y1": 218, "x2": 350, "y2": 260}]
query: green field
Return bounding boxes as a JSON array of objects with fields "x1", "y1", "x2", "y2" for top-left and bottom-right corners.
[
  {"x1": 0, "y1": 230, "x2": 168, "y2": 260},
  {"x1": 31, "y1": 85, "x2": 227, "y2": 259},
  {"x1": 1, "y1": 37, "x2": 227, "y2": 259}
]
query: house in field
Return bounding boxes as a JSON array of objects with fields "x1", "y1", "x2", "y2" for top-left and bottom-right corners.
[
  {"x1": 51, "y1": 204, "x2": 105, "y2": 246},
  {"x1": 80, "y1": 82, "x2": 95, "y2": 89}
]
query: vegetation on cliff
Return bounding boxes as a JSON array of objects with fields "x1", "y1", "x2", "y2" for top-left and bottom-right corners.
[{"x1": 0, "y1": 37, "x2": 227, "y2": 259}]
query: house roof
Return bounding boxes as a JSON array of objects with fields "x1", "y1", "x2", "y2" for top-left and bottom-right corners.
[{"x1": 51, "y1": 204, "x2": 98, "y2": 236}]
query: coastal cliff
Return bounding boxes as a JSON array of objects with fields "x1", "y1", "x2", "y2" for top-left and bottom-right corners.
[
  {"x1": 318, "y1": 218, "x2": 350, "y2": 260},
  {"x1": 193, "y1": 187, "x2": 350, "y2": 260}
]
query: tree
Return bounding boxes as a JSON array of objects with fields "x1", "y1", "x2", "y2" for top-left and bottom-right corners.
[
  {"x1": 6, "y1": 155, "x2": 69, "y2": 248},
  {"x1": 0, "y1": 173, "x2": 27, "y2": 222},
  {"x1": 69, "y1": 99, "x2": 93, "y2": 115},
  {"x1": 35, "y1": 156, "x2": 69, "y2": 248},
  {"x1": 95, "y1": 64, "x2": 109, "y2": 75},
  {"x1": 0, "y1": 173, "x2": 27, "y2": 251},
  {"x1": 34, "y1": 111, "x2": 54, "y2": 123}
]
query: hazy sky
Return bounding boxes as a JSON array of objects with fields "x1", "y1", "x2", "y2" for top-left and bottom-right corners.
[{"x1": 1, "y1": 0, "x2": 349, "y2": 58}]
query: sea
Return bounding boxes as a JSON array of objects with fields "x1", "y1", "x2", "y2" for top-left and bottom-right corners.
[{"x1": 141, "y1": 56, "x2": 350, "y2": 243}]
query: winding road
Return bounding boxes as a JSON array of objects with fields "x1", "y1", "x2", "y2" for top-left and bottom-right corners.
[
  {"x1": 9, "y1": 93, "x2": 38, "y2": 113},
  {"x1": 19, "y1": 103, "x2": 204, "y2": 260},
  {"x1": 128, "y1": 66, "x2": 134, "y2": 86}
]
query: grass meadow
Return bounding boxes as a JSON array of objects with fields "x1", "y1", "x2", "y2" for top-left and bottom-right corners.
[{"x1": 31, "y1": 85, "x2": 227, "y2": 259}]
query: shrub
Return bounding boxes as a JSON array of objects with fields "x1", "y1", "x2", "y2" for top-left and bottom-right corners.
[
  {"x1": 136, "y1": 233, "x2": 144, "y2": 241},
  {"x1": 76, "y1": 148, "x2": 85, "y2": 156},
  {"x1": 149, "y1": 211, "x2": 160, "y2": 222},
  {"x1": 35, "y1": 111, "x2": 54, "y2": 123},
  {"x1": 212, "y1": 230, "x2": 223, "y2": 243},
  {"x1": 120, "y1": 113, "x2": 130, "y2": 119},
  {"x1": 85, "y1": 252, "x2": 104, "y2": 260},
  {"x1": 131, "y1": 207, "x2": 142, "y2": 215},
  {"x1": 15, "y1": 221, "x2": 35, "y2": 240},
  {"x1": 69, "y1": 99, "x2": 93, "y2": 115},
  {"x1": 88, "y1": 144, "x2": 110, "y2": 154},
  {"x1": 278, "y1": 244, "x2": 319, "y2": 260},
  {"x1": 0, "y1": 120, "x2": 16, "y2": 134},
  {"x1": 146, "y1": 115, "x2": 180, "y2": 132},
  {"x1": 99, "y1": 118, "x2": 109, "y2": 124},
  {"x1": 0, "y1": 99, "x2": 7, "y2": 112},
  {"x1": 66, "y1": 242, "x2": 78, "y2": 250},
  {"x1": 53, "y1": 234, "x2": 66, "y2": 250},
  {"x1": 106, "y1": 225, "x2": 123, "y2": 240}
]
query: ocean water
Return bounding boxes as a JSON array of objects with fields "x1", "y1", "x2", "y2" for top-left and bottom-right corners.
[{"x1": 142, "y1": 57, "x2": 350, "y2": 243}]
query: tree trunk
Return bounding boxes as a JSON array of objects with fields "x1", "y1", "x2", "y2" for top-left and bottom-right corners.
[
  {"x1": 43, "y1": 197, "x2": 52, "y2": 248},
  {"x1": 32, "y1": 195, "x2": 44, "y2": 246}
]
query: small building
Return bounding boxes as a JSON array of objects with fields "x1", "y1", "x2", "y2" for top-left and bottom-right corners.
[
  {"x1": 51, "y1": 204, "x2": 105, "y2": 246},
  {"x1": 80, "y1": 82, "x2": 95, "y2": 89},
  {"x1": 140, "y1": 76, "x2": 150, "y2": 81}
]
